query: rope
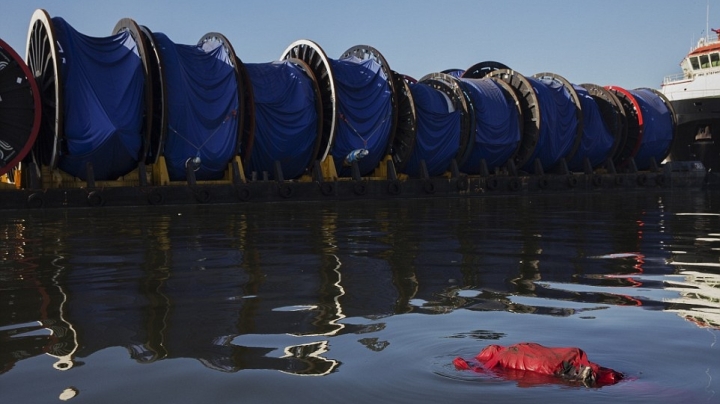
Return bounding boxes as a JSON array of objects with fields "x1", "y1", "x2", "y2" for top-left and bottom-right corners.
[
  {"x1": 337, "y1": 110, "x2": 389, "y2": 149},
  {"x1": 167, "y1": 109, "x2": 237, "y2": 156}
]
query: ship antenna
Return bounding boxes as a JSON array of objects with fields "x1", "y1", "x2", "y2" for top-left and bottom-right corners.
[{"x1": 707, "y1": 0, "x2": 710, "y2": 43}]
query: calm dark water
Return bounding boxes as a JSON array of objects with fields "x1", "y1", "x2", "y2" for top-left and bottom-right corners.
[{"x1": 0, "y1": 191, "x2": 718, "y2": 403}]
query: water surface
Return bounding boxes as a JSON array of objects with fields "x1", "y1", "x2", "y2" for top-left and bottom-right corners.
[{"x1": 1, "y1": 191, "x2": 718, "y2": 403}]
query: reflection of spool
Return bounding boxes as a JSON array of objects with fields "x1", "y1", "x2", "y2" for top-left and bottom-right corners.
[
  {"x1": 43, "y1": 268, "x2": 80, "y2": 371},
  {"x1": 25, "y1": 10, "x2": 153, "y2": 180},
  {"x1": 0, "y1": 38, "x2": 40, "y2": 177},
  {"x1": 281, "y1": 41, "x2": 398, "y2": 177},
  {"x1": 606, "y1": 86, "x2": 676, "y2": 170},
  {"x1": 59, "y1": 387, "x2": 79, "y2": 401}
]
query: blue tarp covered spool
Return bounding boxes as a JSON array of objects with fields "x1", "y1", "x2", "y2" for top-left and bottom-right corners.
[
  {"x1": 606, "y1": 86, "x2": 675, "y2": 170},
  {"x1": 486, "y1": 70, "x2": 541, "y2": 171},
  {"x1": 244, "y1": 60, "x2": 320, "y2": 180},
  {"x1": 281, "y1": 42, "x2": 398, "y2": 177},
  {"x1": 525, "y1": 75, "x2": 582, "y2": 173},
  {"x1": 568, "y1": 84, "x2": 616, "y2": 171},
  {"x1": 51, "y1": 17, "x2": 147, "y2": 180},
  {"x1": 152, "y1": 32, "x2": 240, "y2": 181},
  {"x1": 458, "y1": 78, "x2": 522, "y2": 174},
  {"x1": 628, "y1": 88, "x2": 675, "y2": 170},
  {"x1": 331, "y1": 56, "x2": 393, "y2": 176},
  {"x1": 403, "y1": 81, "x2": 462, "y2": 177}
]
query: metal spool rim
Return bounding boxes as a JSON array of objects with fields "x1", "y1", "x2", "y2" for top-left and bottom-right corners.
[
  {"x1": 285, "y1": 57, "x2": 325, "y2": 174},
  {"x1": 234, "y1": 57, "x2": 255, "y2": 170},
  {"x1": 135, "y1": 25, "x2": 167, "y2": 164},
  {"x1": 280, "y1": 39, "x2": 337, "y2": 162},
  {"x1": 340, "y1": 45, "x2": 399, "y2": 156},
  {"x1": 532, "y1": 72, "x2": 585, "y2": 164},
  {"x1": 488, "y1": 69, "x2": 541, "y2": 170},
  {"x1": 403, "y1": 74, "x2": 418, "y2": 84},
  {"x1": 418, "y1": 72, "x2": 474, "y2": 167},
  {"x1": 461, "y1": 61, "x2": 511, "y2": 79},
  {"x1": 25, "y1": 8, "x2": 62, "y2": 169},
  {"x1": 390, "y1": 70, "x2": 417, "y2": 172},
  {"x1": 197, "y1": 32, "x2": 246, "y2": 169},
  {"x1": 579, "y1": 83, "x2": 626, "y2": 165},
  {"x1": 606, "y1": 85, "x2": 643, "y2": 167},
  {"x1": 0, "y1": 38, "x2": 41, "y2": 176},
  {"x1": 113, "y1": 18, "x2": 156, "y2": 164},
  {"x1": 635, "y1": 87, "x2": 678, "y2": 164}
]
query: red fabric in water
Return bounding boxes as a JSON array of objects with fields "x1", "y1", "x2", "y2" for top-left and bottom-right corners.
[{"x1": 453, "y1": 343, "x2": 623, "y2": 386}]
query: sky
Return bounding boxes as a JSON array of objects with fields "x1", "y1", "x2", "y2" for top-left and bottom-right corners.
[{"x1": 0, "y1": 0, "x2": 715, "y2": 90}]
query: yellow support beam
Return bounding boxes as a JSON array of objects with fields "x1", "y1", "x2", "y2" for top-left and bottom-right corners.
[{"x1": 320, "y1": 155, "x2": 338, "y2": 181}]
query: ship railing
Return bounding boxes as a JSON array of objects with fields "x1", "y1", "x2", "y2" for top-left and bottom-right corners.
[{"x1": 662, "y1": 72, "x2": 688, "y2": 85}]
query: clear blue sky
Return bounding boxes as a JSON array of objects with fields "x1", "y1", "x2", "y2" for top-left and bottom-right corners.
[{"x1": 0, "y1": 0, "x2": 714, "y2": 89}]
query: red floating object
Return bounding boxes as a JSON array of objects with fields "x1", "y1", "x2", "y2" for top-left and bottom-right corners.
[{"x1": 454, "y1": 342, "x2": 623, "y2": 387}]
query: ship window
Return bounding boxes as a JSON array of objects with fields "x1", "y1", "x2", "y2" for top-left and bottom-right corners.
[
  {"x1": 712, "y1": 53, "x2": 720, "y2": 66},
  {"x1": 700, "y1": 54, "x2": 710, "y2": 68},
  {"x1": 695, "y1": 125, "x2": 712, "y2": 140},
  {"x1": 691, "y1": 56, "x2": 700, "y2": 70}
]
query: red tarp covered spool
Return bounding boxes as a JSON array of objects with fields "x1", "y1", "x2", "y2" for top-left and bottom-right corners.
[{"x1": 454, "y1": 342, "x2": 623, "y2": 387}]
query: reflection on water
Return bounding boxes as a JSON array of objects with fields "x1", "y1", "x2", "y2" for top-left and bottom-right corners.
[{"x1": 1, "y1": 191, "x2": 719, "y2": 402}]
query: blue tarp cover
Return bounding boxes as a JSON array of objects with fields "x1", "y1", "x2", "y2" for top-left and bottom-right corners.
[
  {"x1": 459, "y1": 78, "x2": 521, "y2": 173},
  {"x1": 245, "y1": 61, "x2": 318, "y2": 179},
  {"x1": 155, "y1": 33, "x2": 239, "y2": 181},
  {"x1": 404, "y1": 83, "x2": 461, "y2": 176},
  {"x1": 53, "y1": 17, "x2": 145, "y2": 180},
  {"x1": 568, "y1": 85, "x2": 615, "y2": 171},
  {"x1": 630, "y1": 89, "x2": 674, "y2": 170},
  {"x1": 331, "y1": 57, "x2": 393, "y2": 176},
  {"x1": 523, "y1": 77, "x2": 579, "y2": 172}
]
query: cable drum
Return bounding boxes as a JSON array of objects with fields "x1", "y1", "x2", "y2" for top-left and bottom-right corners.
[
  {"x1": 149, "y1": 31, "x2": 241, "y2": 181},
  {"x1": 567, "y1": 84, "x2": 616, "y2": 171},
  {"x1": 458, "y1": 77, "x2": 522, "y2": 174},
  {"x1": 526, "y1": 74, "x2": 582, "y2": 173},
  {"x1": 401, "y1": 79, "x2": 462, "y2": 177},
  {"x1": 281, "y1": 42, "x2": 397, "y2": 178},
  {"x1": 244, "y1": 60, "x2": 321, "y2": 180},
  {"x1": 330, "y1": 56, "x2": 394, "y2": 176},
  {"x1": 628, "y1": 88, "x2": 675, "y2": 170},
  {"x1": 606, "y1": 86, "x2": 675, "y2": 170},
  {"x1": 30, "y1": 15, "x2": 150, "y2": 180}
]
